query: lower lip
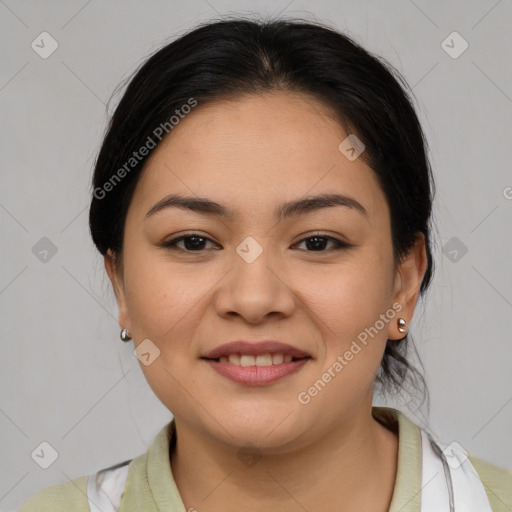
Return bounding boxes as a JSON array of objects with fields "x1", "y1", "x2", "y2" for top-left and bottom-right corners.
[{"x1": 203, "y1": 358, "x2": 310, "y2": 386}]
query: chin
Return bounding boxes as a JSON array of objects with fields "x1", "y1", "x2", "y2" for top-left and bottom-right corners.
[{"x1": 210, "y1": 401, "x2": 304, "y2": 449}]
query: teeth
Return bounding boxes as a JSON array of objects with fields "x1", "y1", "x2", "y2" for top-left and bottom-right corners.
[
  {"x1": 272, "y1": 353, "x2": 284, "y2": 364},
  {"x1": 218, "y1": 353, "x2": 299, "y2": 366},
  {"x1": 255, "y1": 354, "x2": 273, "y2": 366},
  {"x1": 228, "y1": 354, "x2": 240, "y2": 365},
  {"x1": 240, "y1": 355, "x2": 256, "y2": 367}
]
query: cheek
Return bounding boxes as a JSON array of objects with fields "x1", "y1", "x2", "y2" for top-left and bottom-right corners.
[
  {"x1": 122, "y1": 253, "x2": 209, "y2": 412},
  {"x1": 301, "y1": 247, "x2": 395, "y2": 391},
  {"x1": 304, "y1": 250, "x2": 395, "y2": 333},
  {"x1": 122, "y1": 248, "x2": 210, "y2": 339}
]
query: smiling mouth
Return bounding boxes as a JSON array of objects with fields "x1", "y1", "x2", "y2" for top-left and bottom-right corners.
[{"x1": 202, "y1": 353, "x2": 311, "y2": 366}]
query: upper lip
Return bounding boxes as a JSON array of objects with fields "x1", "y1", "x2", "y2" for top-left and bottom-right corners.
[{"x1": 202, "y1": 341, "x2": 311, "y2": 360}]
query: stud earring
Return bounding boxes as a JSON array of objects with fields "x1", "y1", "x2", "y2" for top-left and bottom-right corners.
[
  {"x1": 397, "y1": 318, "x2": 407, "y2": 334},
  {"x1": 120, "y1": 328, "x2": 132, "y2": 342}
]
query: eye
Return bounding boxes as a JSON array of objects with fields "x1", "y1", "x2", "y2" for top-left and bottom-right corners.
[
  {"x1": 160, "y1": 232, "x2": 352, "y2": 253},
  {"x1": 294, "y1": 234, "x2": 351, "y2": 252},
  {"x1": 161, "y1": 233, "x2": 220, "y2": 252}
]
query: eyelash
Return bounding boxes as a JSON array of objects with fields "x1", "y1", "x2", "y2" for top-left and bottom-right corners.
[{"x1": 160, "y1": 232, "x2": 352, "y2": 253}]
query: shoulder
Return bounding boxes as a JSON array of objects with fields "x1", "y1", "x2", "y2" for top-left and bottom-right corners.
[
  {"x1": 17, "y1": 475, "x2": 90, "y2": 512},
  {"x1": 469, "y1": 454, "x2": 512, "y2": 511}
]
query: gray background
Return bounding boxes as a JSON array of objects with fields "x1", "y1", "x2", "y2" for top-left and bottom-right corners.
[{"x1": 1, "y1": 0, "x2": 511, "y2": 509}]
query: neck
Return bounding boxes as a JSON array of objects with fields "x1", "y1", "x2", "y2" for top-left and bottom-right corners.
[{"x1": 170, "y1": 405, "x2": 398, "y2": 512}]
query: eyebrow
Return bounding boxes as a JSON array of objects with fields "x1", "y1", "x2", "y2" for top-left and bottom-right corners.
[{"x1": 145, "y1": 193, "x2": 368, "y2": 221}]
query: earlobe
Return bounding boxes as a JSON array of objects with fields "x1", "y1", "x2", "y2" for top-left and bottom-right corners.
[
  {"x1": 104, "y1": 250, "x2": 131, "y2": 332},
  {"x1": 390, "y1": 233, "x2": 428, "y2": 340}
]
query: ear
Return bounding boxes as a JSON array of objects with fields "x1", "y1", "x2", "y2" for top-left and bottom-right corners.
[
  {"x1": 104, "y1": 249, "x2": 131, "y2": 333},
  {"x1": 390, "y1": 233, "x2": 428, "y2": 340}
]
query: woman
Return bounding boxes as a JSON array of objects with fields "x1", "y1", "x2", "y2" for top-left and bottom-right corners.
[{"x1": 18, "y1": 16, "x2": 511, "y2": 512}]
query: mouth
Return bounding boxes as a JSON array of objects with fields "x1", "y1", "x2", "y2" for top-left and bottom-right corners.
[
  {"x1": 202, "y1": 353, "x2": 310, "y2": 366},
  {"x1": 201, "y1": 340, "x2": 312, "y2": 386}
]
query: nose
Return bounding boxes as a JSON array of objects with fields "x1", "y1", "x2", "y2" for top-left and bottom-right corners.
[{"x1": 212, "y1": 242, "x2": 296, "y2": 324}]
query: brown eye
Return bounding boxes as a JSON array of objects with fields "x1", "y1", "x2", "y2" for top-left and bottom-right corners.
[
  {"x1": 162, "y1": 234, "x2": 219, "y2": 252},
  {"x1": 294, "y1": 235, "x2": 351, "y2": 252}
]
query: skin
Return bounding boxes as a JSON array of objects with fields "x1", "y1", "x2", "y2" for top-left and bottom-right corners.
[{"x1": 105, "y1": 90, "x2": 427, "y2": 511}]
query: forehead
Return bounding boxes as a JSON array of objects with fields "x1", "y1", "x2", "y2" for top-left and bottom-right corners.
[{"x1": 129, "y1": 91, "x2": 388, "y2": 223}]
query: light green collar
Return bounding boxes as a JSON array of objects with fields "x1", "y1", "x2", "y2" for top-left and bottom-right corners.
[
  {"x1": 122, "y1": 407, "x2": 423, "y2": 511},
  {"x1": 374, "y1": 406, "x2": 422, "y2": 512}
]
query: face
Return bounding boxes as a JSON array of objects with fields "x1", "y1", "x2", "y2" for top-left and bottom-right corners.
[{"x1": 106, "y1": 91, "x2": 426, "y2": 452}]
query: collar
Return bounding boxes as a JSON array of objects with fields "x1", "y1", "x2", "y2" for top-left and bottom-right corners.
[
  {"x1": 121, "y1": 407, "x2": 424, "y2": 512},
  {"x1": 373, "y1": 406, "x2": 423, "y2": 512}
]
